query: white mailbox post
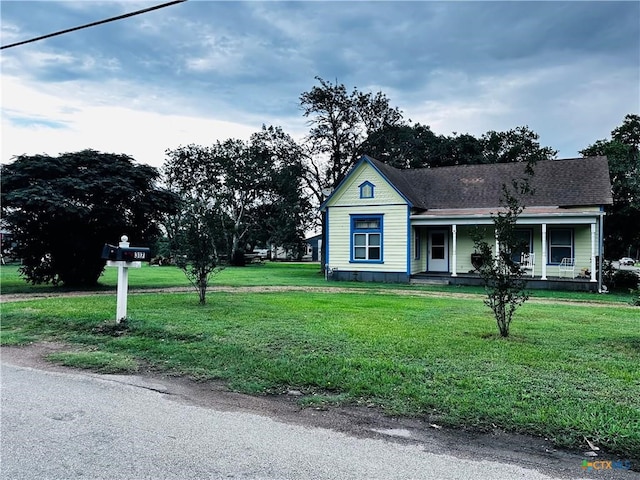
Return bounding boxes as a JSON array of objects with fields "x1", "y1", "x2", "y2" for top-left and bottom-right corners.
[{"x1": 103, "y1": 235, "x2": 148, "y2": 323}]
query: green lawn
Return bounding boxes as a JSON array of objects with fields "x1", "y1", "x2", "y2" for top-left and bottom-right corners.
[{"x1": 1, "y1": 264, "x2": 639, "y2": 461}]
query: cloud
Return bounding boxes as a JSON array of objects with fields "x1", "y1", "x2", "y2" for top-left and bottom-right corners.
[
  {"x1": 1, "y1": 75, "x2": 259, "y2": 168},
  {"x1": 0, "y1": 0, "x2": 637, "y2": 167}
]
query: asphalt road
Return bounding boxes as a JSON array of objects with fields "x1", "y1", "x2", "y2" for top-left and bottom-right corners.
[{"x1": 0, "y1": 360, "x2": 633, "y2": 480}]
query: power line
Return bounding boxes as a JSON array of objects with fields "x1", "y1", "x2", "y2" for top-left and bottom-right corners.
[{"x1": 1, "y1": 0, "x2": 188, "y2": 50}]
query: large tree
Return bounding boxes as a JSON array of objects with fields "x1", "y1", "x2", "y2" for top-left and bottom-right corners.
[
  {"x1": 361, "y1": 123, "x2": 487, "y2": 168},
  {"x1": 0, "y1": 150, "x2": 177, "y2": 286},
  {"x1": 581, "y1": 114, "x2": 640, "y2": 260},
  {"x1": 247, "y1": 126, "x2": 312, "y2": 255},
  {"x1": 300, "y1": 77, "x2": 404, "y2": 266},
  {"x1": 164, "y1": 126, "x2": 308, "y2": 269},
  {"x1": 300, "y1": 77, "x2": 404, "y2": 206},
  {"x1": 300, "y1": 77, "x2": 403, "y2": 191},
  {"x1": 480, "y1": 126, "x2": 558, "y2": 164}
]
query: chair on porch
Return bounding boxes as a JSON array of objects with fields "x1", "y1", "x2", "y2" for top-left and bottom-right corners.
[
  {"x1": 558, "y1": 257, "x2": 575, "y2": 278},
  {"x1": 520, "y1": 252, "x2": 535, "y2": 277}
]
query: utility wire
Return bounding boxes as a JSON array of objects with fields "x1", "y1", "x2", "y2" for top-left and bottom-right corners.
[{"x1": 1, "y1": 0, "x2": 188, "y2": 50}]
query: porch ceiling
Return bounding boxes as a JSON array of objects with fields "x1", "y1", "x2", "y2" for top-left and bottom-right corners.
[{"x1": 410, "y1": 207, "x2": 603, "y2": 226}]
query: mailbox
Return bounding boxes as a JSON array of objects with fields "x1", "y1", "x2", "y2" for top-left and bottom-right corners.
[
  {"x1": 101, "y1": 244, "x2": 150, "y2": 262},
  {"x1": 101, "y1": 244, "x2": 119, "y2": 261}
]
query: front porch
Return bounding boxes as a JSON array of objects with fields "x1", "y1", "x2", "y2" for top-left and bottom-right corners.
[
  {"x1": 411, "y1": 215, "x2": 605, "y2": 292},
  {"x1": 410, "y1": 272, "x2": 600, "y2": 292}
]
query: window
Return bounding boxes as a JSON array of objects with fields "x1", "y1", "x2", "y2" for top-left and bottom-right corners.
[
  {"x1": 511, "y1": 229, "x2": 533, "y2": 263},
  {"x1": 548, "y1": 229, "x2": 573, "y2": 264},
  {"x1": 359, "y1": 181, "x2": 375, "y2": 199},
  {"x1": 351, "y1": 215, "x2": 383, "y2": 262},
  {"x1": 414, "y1": 229, "x2": 421, "y2": 260}
]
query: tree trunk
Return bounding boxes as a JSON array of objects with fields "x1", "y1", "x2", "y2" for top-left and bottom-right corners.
[{"x1": 197, "y1": 274, "x2": 207, "y2": 305}]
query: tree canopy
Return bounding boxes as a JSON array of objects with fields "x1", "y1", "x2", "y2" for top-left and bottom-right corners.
[
  {"x1": 164, "y1": 125, "x2": 309, "y2": 274},
  {"x1": 361, "y1": 123, "x2": 557, "y2": 169},
  {"x1": 581, "y1": 114, "x2": 640, "y2": 259},
  {"x1": 300, "y1": 76, "x2": 404, "y2": 204},
  {"x1": 0, "y1": 150, "x2": 177, "y2": 286}
]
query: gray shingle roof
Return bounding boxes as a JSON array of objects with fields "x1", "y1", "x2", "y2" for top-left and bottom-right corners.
[{"x1": 364, "y1": 155, "x2": 613, "y2": 210}]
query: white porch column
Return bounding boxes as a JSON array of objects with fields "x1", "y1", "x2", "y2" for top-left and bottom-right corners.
[
  {"x1": 495, "y1": 229, "x2": 499, "y2": 266},
  {"x1": 590, "y1": 223, "x2": 597, "y2": 282},
  {"x1": 451, "y1": 224, "x2": 458, "y2": 277},
  {"x1": 541, "y1": 223, "x2": 548, "y2": 280}
]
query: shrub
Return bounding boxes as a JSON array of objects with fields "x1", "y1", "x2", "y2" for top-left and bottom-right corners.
[{"x1": 611, "y1": 270, "x2": 640, "y2": 290}]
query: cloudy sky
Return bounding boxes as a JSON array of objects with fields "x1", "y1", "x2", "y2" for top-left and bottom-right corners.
[{"x1": 1, "y1": 0, "x2": 638, "y2": 170}]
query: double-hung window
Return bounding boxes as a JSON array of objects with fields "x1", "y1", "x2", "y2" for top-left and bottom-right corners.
[
  {"x1": 351, "y1": 215, "x2": 383, "y2": 262},
  {"x1": 548, "y1": 229, "x2": 573, "y2": 264}
]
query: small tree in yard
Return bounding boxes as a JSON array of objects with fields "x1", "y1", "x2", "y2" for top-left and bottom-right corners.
[
  {"x1": 169, "y1": 199, "x2": 224, "y2": 305},
  {"x1": 472, "y1": 172, "x2": 534, "y2": 337}
]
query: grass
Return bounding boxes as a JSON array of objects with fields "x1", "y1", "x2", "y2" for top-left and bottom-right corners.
[
  {"x1": 2, "y1": 263, "x2": 639, "y2": 458},
  {"x1": 1, "y1": 271, "x2": 639, "y2": 461},
  {"x1": 46, "y1": 350, "x2": 139, "y2": 374}
]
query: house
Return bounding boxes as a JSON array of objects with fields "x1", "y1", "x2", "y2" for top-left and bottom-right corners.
[
  {"x1": 320, "y1": 155, "x2": 613, "y2": 291},
  {"x1": 305, "y1": 234, "x2": 322, "y2": 262}
]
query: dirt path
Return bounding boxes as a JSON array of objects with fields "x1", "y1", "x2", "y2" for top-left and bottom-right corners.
[{"x1": 1, "y1": 284, "x2": 634, "y2": 308}]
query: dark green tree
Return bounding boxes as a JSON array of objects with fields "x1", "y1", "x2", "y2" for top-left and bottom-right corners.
[
  {"x1": 481, "y1": 126, "x2": 558, "y2": 164},
  {"x1": 247, "y1": 126, "x2": 311, "y2": 255},
  {"x1": 164, "y1": 126, "x2": 308, "y2": 275},
  {"x1": 362, "y1": 124, "x2": 555, "y2": 169},
  {"x1": 162, "y1": 142, "x2": 228, "y2": 304},
  {"x1": 0, "y1": 150, "x2": 177, "y2": 286},
  {"x1": 359, "y1": 123, "x2": 439, "y2": 169},
  {"x1": 300, "y1": 77, "x2": 404, "y2": 191},
  {"x1": 165, "y1": 139, "x2": 264, "y2": 265},
  {"x1": 580, "y1": 114, "x2": 640, "y2": 260}
]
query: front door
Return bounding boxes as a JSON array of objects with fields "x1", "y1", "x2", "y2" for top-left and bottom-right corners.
[{"x1": 428, "y1": 230, "x2": 449, "y2": 272}]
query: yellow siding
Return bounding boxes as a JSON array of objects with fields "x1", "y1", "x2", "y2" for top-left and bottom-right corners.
[
  {"x1": 327, "y1": 208, "x2": 408, "y2": 272},
  {"x1": 326, "y1": 161, "x2": 409, "y2": 273},
  {"x1": 574, "y1": 226, "x2": 594, "y2": 273},
  {"x1": 410, "y1": 228, "x2": 424, "y2": 274},
  {"x1": 454, "y1": 227, "x2": 480, "y2": 273},
  {"x1": 326, "y1": 162, "x2": 406, "y2": 207}
]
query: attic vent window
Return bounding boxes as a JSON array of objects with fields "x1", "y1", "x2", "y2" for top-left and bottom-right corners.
[{"x1": 359, "y1": 181, "x2": 375, "y2": 199}]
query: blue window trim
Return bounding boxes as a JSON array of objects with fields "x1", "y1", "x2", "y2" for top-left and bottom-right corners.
[
  {"x1": 547, "y1": 227, "x2": 574, "y2": 265},
  {"x1": 350, "y1": 214, "x2": 384, "y2": 263},
  {"x1": 358, "y1": 181, "x2": 375, "y2": 199},
  {"x1": 325, "y1": 209, "x2": 329, "y2": 266},
  {"x1": 406, "y1": 207, "x2": 412, "y2": 277}
]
